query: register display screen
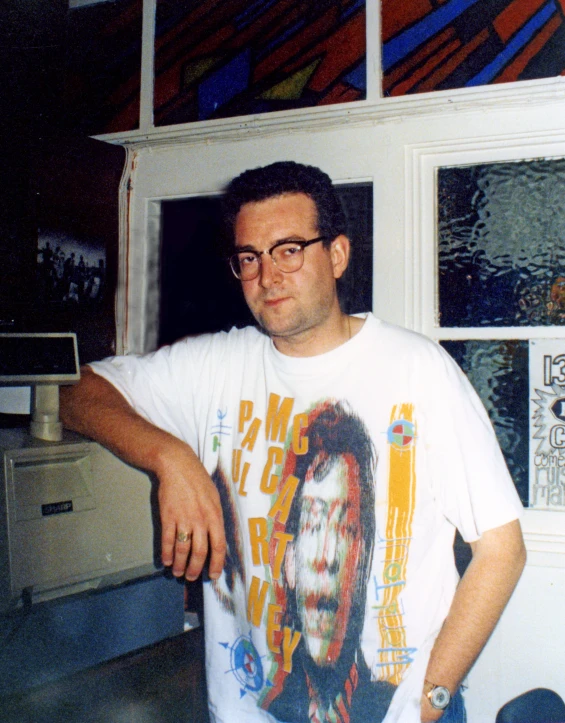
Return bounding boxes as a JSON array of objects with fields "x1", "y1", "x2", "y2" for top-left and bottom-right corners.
[{"x1": 0, "y1": 334, "x2": 80, "y2": 384}]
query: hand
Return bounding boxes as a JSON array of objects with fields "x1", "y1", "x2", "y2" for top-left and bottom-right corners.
[{"x1": 155, "y1": 438, "x2": 226, "y2": 581}]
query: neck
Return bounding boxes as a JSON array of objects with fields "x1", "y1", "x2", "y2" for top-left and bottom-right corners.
[{"x1": 271, "y1": 312, "x2": 356, "y2": 357}]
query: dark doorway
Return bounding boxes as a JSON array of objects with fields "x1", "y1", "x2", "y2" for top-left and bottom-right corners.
[{"x1": 158, "y1": 184, "x2": 373, "y2": 347}]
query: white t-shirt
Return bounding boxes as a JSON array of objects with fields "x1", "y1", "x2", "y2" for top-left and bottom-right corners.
[{"x1": 90, "y1": 314, "x2": 523, "y2": 723}]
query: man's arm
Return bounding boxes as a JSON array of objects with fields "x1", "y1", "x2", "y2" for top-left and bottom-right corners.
[
  {"x1": 60, "y1": 367, "x2": 226, "y2": 581},
  {"x1": 420, "y1": 519, "x2": 526, "y2": 722}
]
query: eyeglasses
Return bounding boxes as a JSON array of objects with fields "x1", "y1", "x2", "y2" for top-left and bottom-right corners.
[{"x1": 229, "y1": 236, "x2": 328, "y2": 281}]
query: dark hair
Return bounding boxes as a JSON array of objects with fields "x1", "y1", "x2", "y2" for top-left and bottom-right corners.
[{"x1": 222, "y1": 161, "x2": 347, "y2": 245}]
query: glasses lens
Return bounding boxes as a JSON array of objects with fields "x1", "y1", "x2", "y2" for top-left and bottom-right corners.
[
  {"x1": 231, "y1": 252, "x2": 259, "y2": 280},
  {"x1": 271, "y1": 243, "x2": 304, "y2": 273}
]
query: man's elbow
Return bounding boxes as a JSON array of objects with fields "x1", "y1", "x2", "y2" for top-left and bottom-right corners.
[
  {"x1": 505, "y1": 518, "x2": 527, "y2": 575},
  {"x1": 515, "y1": 528, "x2": 527, "y2": 576},
  {"x1": 473, "y1": 518, "x2": 527, "y2": 578}
]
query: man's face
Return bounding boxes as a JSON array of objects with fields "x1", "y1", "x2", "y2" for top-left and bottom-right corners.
[
  {"x1": 233, "y1": 193, "x2": 347, "y2": 344},
  {"x1": 293, "y1": 455, "x2": 362, "y2": 666}
]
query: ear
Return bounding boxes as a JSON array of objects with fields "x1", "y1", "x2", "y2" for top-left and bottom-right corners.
[
  {"x1": 284, "y1": 541, "x2": 296, "y2": 589},
  {"x1": 329, "y1": 235, "x2": 350, "y2": 280}
]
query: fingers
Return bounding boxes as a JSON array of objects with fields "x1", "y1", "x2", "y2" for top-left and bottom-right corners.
[
  {"x1": 184, "y1": 528, "x2": 208, "y2": 581},
  {"x1": 156, "y1": 448, "x2": 227, "y2": 581},
  {"x1": 161, "y1": 522, "x2": 177, "y2": 568},
  {"x1": 161, "y1": 517, "x2": 226, "y2": 581},
  {"x1": 172, "y1": 529, "x2": 193, "y2": 578},
  {"x1": 208, "y1": 520, "x2": 227, "y2": 581}
]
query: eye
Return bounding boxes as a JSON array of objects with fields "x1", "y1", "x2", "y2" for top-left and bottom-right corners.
[
  {"x1": 238, "y1": 253, "x2": 257, "y2": 266},
  {"x1": 278, "y1": 244, "x2": 302, "y2": 257}
]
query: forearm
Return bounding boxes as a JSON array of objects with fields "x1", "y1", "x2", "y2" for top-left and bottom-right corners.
[
  {"x1": 60, "y1": 366, "x2": 179, "y2": 475},
  {"x1": 422, "y1": 519, "x2": 526, "y2": 721},
  {"x1": 60, "y1": 366, "x2": 226, "y2": 579}
]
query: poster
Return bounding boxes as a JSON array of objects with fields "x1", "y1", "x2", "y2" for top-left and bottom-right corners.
[{"x1": 530, "y1": 339, "x2": 565, "y2": 509}]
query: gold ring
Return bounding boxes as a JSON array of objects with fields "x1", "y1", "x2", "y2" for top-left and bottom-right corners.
[{"x1": 176, "y1": 531, "x2": 191, "y2": 543}]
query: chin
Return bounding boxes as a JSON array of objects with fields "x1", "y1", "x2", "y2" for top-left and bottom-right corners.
[
  {"x1": 255, "y1": 316, "x2": 299, "y2": 338},
  {"x1": 304, "y1": 637, "x2": 342, "y2": 667}
]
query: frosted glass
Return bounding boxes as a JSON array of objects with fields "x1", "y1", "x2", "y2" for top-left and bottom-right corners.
[
  {"x1": 438, "y1": 158, "x2": 565, "y2": 327},
  {"x1": 442, "y1": 339, "x2": 529, "y2": 505}
]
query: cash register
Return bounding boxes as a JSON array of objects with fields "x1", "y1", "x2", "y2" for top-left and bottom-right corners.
[{"x1": 0, "y1": 333, "x2": 160, "y2": 614}]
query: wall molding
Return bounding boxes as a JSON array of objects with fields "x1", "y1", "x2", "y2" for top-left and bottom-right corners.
[
  {"x1": 95, "y1": 76, "x2": 565, "y2": 150},
  {"x1": 523, "y1": 529, "x2": 565, "y2": 568}
]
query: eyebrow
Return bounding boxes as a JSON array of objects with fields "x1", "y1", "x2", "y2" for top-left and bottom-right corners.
[{"x1": 234, "y1": 236, "x2": 308, "y2": 252}]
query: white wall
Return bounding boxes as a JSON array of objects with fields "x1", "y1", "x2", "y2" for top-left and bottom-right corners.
[{"x1": 101, "y1": 74, "x2": 565, "y2": 721}]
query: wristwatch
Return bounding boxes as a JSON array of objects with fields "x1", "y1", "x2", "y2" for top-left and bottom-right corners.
[{"x1": 423, "y1": 680, "x2": 451, "y2": 710}]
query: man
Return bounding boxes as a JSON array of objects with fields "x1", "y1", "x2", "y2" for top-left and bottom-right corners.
[
  {"x1": 263, "y1": 400, "x2": 396, "y2": 722},
  {"x1": 60, "y1": 161, "x2": 526, "y2": 723}
]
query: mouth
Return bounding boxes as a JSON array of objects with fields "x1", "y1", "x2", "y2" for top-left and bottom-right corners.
[
  {"x1": 263, "y1": 296, "x2": 290, "y2": 307},
  {"x1": 302, "y1": 598, "x2": 340, "y2": 639},
  {"x1": 303, "y1": 594, "x2": 339, "y2": 615},
  {"x1": 316, "y1": 596, "x2": 339, "y2": 614}
]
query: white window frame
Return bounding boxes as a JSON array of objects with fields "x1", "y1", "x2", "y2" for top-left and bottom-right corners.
[{"x1": 406, "y1": 129, "x2": 565, "y2": 564}]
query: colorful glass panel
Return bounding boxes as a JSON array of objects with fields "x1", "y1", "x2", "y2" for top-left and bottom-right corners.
[
  {"x1": 438, "y1": 158, "x2": 565, "y2": 328},
  {"x1": 154, "y1": 0, "x2": 366, "y2": 126},
  {"x1": 382, "y1": 0, "x2": 565, "y2": 96}
]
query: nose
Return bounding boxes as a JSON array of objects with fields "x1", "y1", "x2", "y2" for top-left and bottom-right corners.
[
  {"x1": 312, "y1": 527, "x2": 339, "y2": 574},
  {"x1": 258, "y1": 252, "x2": 283, "y2": 288}
]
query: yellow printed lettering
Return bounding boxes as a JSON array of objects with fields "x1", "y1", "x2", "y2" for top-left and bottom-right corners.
[
  {"x1": 247, "y1": 576, "x2": 269, "y2": 627},
  {"x1": 232, "y1": 450, "x2": 248, "y2": 496},
  {"x1": 266, "y1": 603, "x2": 282, "y2": 654},
  {"x1": 238, "y1": 401, "x2": 253, "y2": 433},
  {"x1": 248, "y1": 518, "x2": 269, "y2": 566},
  {"x1": 271, "y1": 531, "x2": 293, "y2": 581},
  {"x1": 266, "y1": 394, "x2": 294, "y2": 443},
  {"x1": 232, "y1": 449, "x2": 241, "y2": 483},
  {"x1": 242, "y1": 418, "x2": 261, "y2": 452},
  {"x1": 238, "y1": 462, "x2": 250, "y2": 497},
  {"x1": 268, "y1": 475, "x2": 299, "y2": 524},
  {"x1": 282, "y1": 627, "x2": 301, "y2": 673},
  {"x1": 292, "y1": 413, "x2": 309, "y2": 455},
  {"x1": 260, "y1": 446, "x2": 284, "y2": 494}
]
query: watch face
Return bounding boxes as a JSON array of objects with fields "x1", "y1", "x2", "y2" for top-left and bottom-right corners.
[{"x1": 430, "y1": 686, "x2": 451, "y2": 710}]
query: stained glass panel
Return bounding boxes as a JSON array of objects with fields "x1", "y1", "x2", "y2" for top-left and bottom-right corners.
[
  {"x1": 382, "y1": 0, "x2": 565, "y2": 96},
  {"x1": 154, "y1": 0, "x2": 366, "y2": 126},
  {"x1": 438, "y1": 158, "x2": 565, "y2": 328}
]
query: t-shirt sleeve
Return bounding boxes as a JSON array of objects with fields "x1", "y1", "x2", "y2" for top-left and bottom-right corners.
[
  {"x1": 87, "y1": 339, "x2": 203, "y2": 449},
  {"x1": 421, "y1": 343, "x2": 524, "y2": 542}
]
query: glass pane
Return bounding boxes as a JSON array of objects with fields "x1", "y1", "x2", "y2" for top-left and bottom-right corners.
[
  {"x1": 154, "y1": 0, "x2": 366, "y2": 126},
  {"x1": 438, "y1": 158, "x2": 565, "y2": 327},
  {"x1": 441, "y1": 340, "x2": 529, "y2": 505},
  {"x1": 382, "y1": 0, "x2": 565, "y2": 96},
  {"x1": 65, "y1": 0, "x2": 142, "y2": 134}
]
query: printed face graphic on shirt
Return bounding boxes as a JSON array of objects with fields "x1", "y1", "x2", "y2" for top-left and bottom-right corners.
[{"x1": 290, "y1": 453, "x2": 363, "y2": 666}]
